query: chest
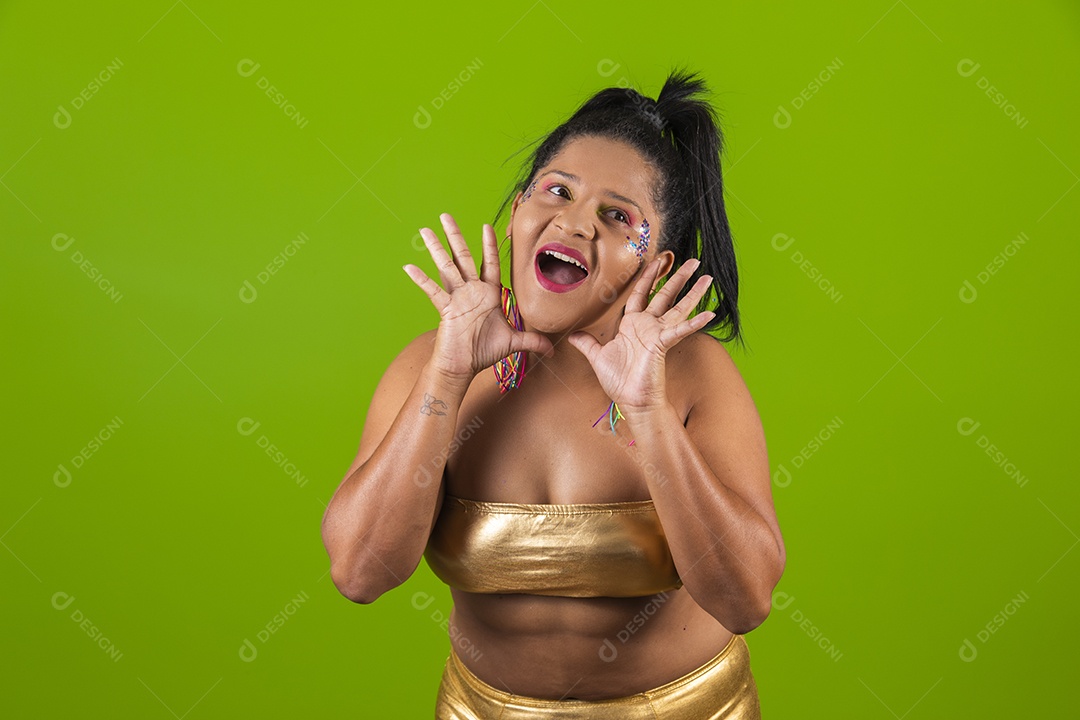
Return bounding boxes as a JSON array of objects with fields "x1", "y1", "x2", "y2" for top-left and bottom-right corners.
[{"x1": 445, "y1": 367, "x2": 689, "y2": 504}]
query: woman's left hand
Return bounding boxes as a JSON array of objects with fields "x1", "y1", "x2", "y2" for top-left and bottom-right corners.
[{"x1": 567, "y1": 257, "x2": 715, "y2": 413}]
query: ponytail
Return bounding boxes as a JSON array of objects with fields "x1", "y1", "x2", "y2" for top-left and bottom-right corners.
[{"x1": 654, "y1": 69, "x2": 742, "y2": 347}]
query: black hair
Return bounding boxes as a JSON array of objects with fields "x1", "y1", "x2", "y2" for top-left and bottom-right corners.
[{"x1": 494, "y1": 67, "x2": 743, "y2": 348}]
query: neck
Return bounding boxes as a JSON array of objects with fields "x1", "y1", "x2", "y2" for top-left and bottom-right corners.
[{"x1": 525, "y1": 314, "x2": 620, "y2": 388}]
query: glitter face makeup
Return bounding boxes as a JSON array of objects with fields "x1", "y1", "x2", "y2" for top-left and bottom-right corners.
[
  {"x1": 520, "y1": 179, "x2": 537, "y2": 204},
  {"x1": 624, "y1": 217, "x2": 651, "y2": 262}
]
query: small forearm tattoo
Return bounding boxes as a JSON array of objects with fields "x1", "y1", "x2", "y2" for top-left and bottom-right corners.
[{"x1": 420, "y1": 393, "x2": 448, "y2": 416}]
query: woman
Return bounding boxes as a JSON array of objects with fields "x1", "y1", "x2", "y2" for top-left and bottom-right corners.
[{"x1": 321, "y1": 69, "x2": 785, "y2": 718}]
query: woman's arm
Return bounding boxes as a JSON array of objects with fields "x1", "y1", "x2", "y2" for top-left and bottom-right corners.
[
  {"x1": 567, "y1": 257, "x2": 784, "y2": 632},
  {"x1": 625, "y1": 333, "x2": 785, "y2": 633},
  {"x1": 321, "y1": 329, "x2": 472, "y2": 604},
  {"x1": 321, "y1": 215, "x2": 553, "y2": 604}
]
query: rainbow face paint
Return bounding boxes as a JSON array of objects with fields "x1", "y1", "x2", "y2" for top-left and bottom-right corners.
[{"x1": 624, "y1": 217, "x2": 651, "y2": 262}]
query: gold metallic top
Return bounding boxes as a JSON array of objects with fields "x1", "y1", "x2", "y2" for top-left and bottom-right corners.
[{"x1": 424, "y1": 493, "x2": 683, "y2": 598}]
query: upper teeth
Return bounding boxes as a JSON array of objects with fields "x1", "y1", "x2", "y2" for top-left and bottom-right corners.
[{"x1": 544, "y1": 250, "x2": 587, "y2": 273}]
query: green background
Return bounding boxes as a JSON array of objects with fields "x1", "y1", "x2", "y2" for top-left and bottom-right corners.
[{"x1": 3, "y1": 1, "x2": 1077, "y2": 716}]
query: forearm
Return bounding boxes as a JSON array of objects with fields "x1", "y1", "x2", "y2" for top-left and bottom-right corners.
[
  {"x1": 323, "y1": 363, "x2": 472, "y2": 602},
  {"x1": 624, "y1": 401, "x2": 782, "y2": 632}
]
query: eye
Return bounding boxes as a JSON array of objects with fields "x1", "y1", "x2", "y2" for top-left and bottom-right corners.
[{"x1": 542, "y1": 182, "x2": 631, "y2": 225}]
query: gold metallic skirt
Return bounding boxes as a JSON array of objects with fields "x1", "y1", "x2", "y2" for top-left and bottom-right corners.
[{"x1": 434, "y1": 633, "x2": 761, "y2": 719}]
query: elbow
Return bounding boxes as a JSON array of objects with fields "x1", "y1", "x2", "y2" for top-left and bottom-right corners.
[
  {"x1": 698, "y1": 567, "x2": 783, "y2": 635},
  {"x1": 728, "y1": 539, "x2": 787, "y2": 632},
  {"x1": 323, "y1": 524, "x2": 394, "y2": 604},
  {"x1": 322, "y1": 518, "x2": 421, "y2": 604},
  {"x1": 340, "y1": 586, "x2": 382, "y2": 605},
  {"x1": 746, "y1": 590, "x2": 777, "y2": 633},
  {"x1": 325, "y1": 541, "x2": 398, "y2": 605},
  {"x1": 712, "y1": 592, "x2": 774, "y2": 635},
  {"x1": 330, "y1": 562, "x2": 388, "y2": 605},
  {"x1": 731, "y1": 555, "x2": 786, "y2": 633},
  {"x1": 327, "y1": 540, "x2": 414, "y2": 604}
]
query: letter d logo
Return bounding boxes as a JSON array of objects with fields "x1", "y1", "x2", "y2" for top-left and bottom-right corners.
[
  {"x1": 956, "y1": 59, "x2": 981, "y2": 78},
  {"x1": 596, "y1": 59, "x2": 620, "y2": 78},
  {"x1": 771, "y1": 233, "x2": 795, "y2": 252},
  {"x1": 54, "y1": 464, "x2": 72, "y2": 488},
  {"x1": 239, "y1": 638, "x2": 258, "y2": 662},
  {"x1": 958, "y1": 279, "x2": 978, "y2": 304},
  {"x1": 772, "y1": 464, "x2": 792, "y2": 488},
  {"x1": 237, "y1": 417, "x2": 261, "y2": 436},
  {"x1": 771, "y1": 591, "x2": 795, "y2": 610},
  {"x1": 53, "y1": 105, "x2": 72, "y2": 129},
  {"x1": 52, "y1": 591, "x2": 75, "y2": 610},
  {"x1": 52, "y1": 233, "x2": 75, "y2": 251},
  {"x1": 956, "y1": 417, "x2": 981, "y2": 436},
  {"x1": 239, "y1": 280, "x2": 258, "y2": 304},
  {"x1": 598, "y1": 638, "x2": 618, "y2": 662},
  {"x1": 237, "y1": 59, "x2": 261, "y2": 78},
  {"x1": 773, "y1": 105, "x2": 792, "y2": 130},
  {"x1": 413, "y1": 105, "x2": 432, "y2": 130},
  {"x1": 414, "y1": 464, "x2": 433, "y2": 488}
]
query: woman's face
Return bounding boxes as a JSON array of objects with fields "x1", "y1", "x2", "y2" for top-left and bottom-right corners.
[{"x1": 507, "y1": 135, "x2": 675, "y2": 338}]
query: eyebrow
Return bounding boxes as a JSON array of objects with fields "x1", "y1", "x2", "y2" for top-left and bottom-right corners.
[{"x1": 537, "y1": 170, "x2": 643, "y2": 216}]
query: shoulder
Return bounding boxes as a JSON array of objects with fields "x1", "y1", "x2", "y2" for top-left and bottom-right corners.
[
  {"x1": 669, "y1": 329, "x2": 736, "y2": 370},
  {"x1": 669, "y1": 330, "x2": 741, "y2": 386},
  {"x1": 368, "y1": 328, "x2": 443, "y2": 408},
  {"x1": 362, "y1": 328, "x2": 440, "y2": 397},
  {"x1": 344, "y1": 328, "x2": 440, "y2": 474},
  {"x1": 667, "y1": 331, "x2": 748, "y2": 414},
  {"x1": 386, "y1": 328, "x2": 438, "y2": 377}
]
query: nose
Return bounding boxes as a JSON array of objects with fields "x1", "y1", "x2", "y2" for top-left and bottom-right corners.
[{"x1": 553, "y1": 202, "x2": 597, "y2": 241}]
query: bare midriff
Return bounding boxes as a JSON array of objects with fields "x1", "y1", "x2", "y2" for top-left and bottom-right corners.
[{"x1": 448, "y1": 588, "x2": 734, "y2": 700}]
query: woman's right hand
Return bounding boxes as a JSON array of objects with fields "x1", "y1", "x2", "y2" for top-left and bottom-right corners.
[{"x1": 403, "y1": 213, "x2": 554, "y2": 384}]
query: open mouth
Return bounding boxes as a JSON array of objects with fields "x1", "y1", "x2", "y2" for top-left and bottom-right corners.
[{"x1": 534, "y1": 243, "x2": 589, "y2": 292}]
